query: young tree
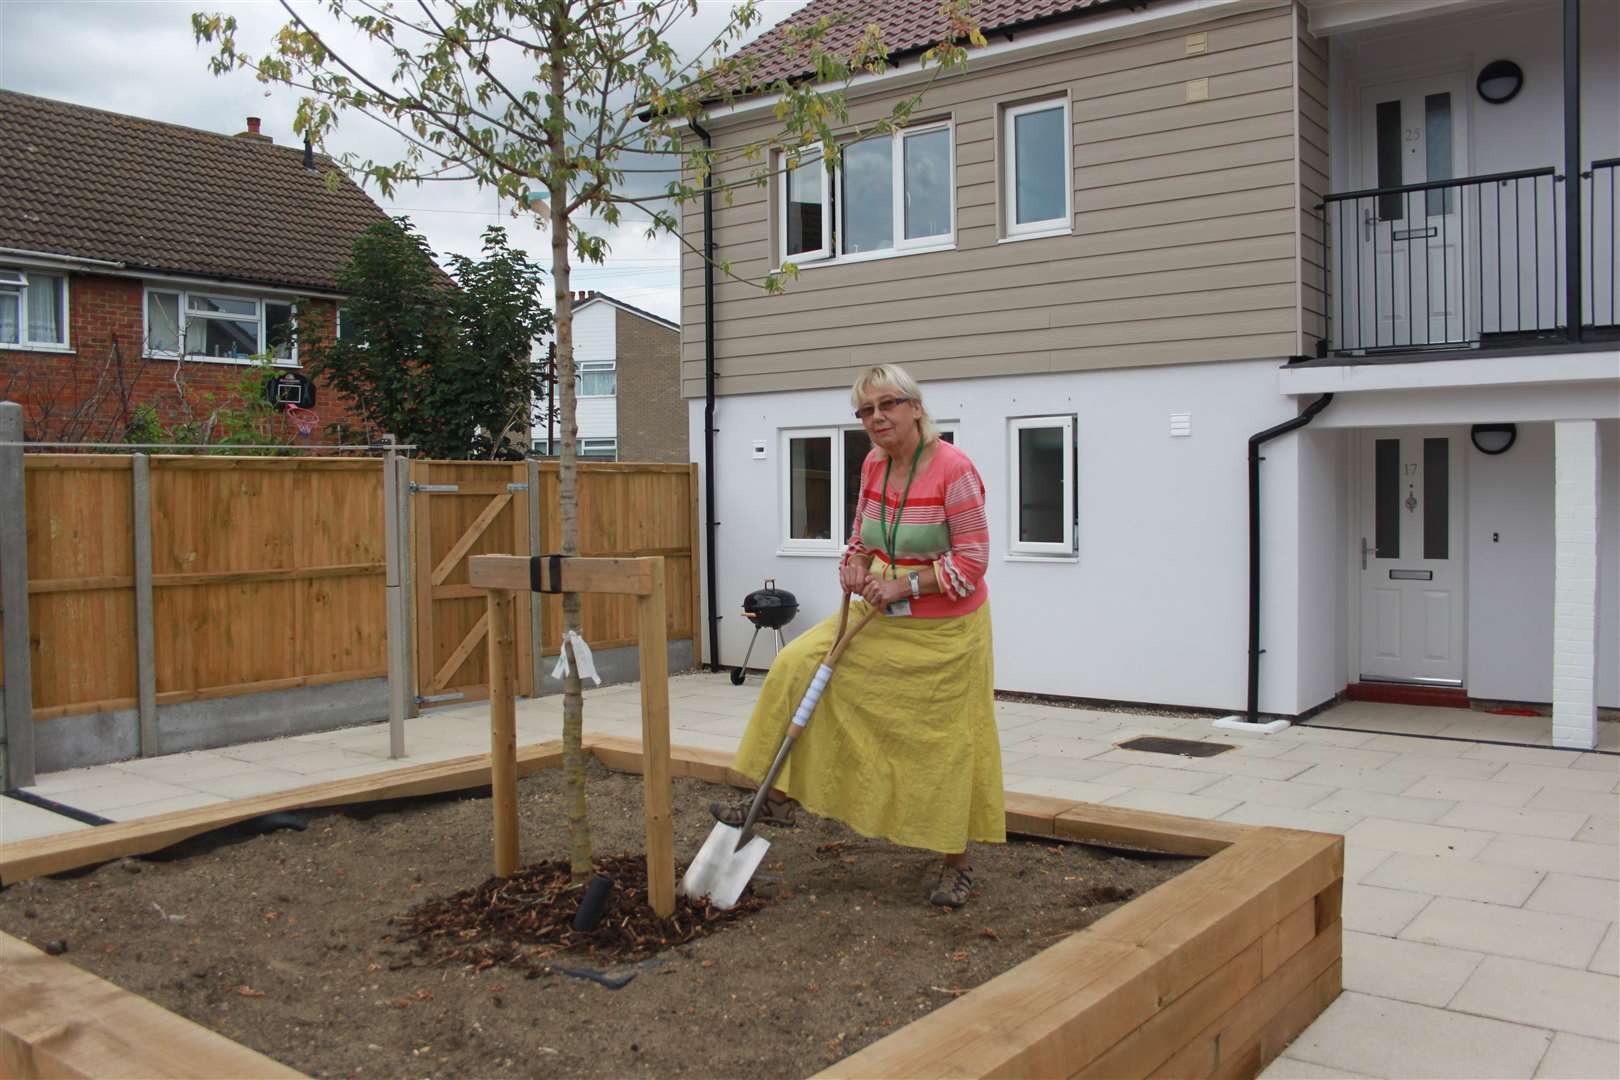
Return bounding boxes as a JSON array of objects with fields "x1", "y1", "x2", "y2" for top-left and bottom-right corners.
[
  {"x1": 195, "y1": 0, "x2": 982, "y2": 881},
  {"x1": 306, "y1": 219, "x2": 550, "y2": 459}
]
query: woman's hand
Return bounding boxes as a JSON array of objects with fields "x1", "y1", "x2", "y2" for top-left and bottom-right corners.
[
  {"x1": 840, "y1": 557, "x2": 871, "y2": 595},
  {"x1": 859, "y1": 574, "x2": 908, "y2": 609}
]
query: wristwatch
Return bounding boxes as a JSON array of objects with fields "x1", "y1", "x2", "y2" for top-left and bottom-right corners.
[{"x1": 907, "y1": 571, "x2": 921, "y2": 599}]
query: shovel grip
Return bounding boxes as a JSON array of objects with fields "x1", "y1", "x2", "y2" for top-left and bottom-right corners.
[{"x1": 790, "y1": 664, "x2": 834, "y2": 728}]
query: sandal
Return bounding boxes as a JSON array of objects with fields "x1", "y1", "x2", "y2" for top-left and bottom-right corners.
[
  {"x1": 929, "y1": 864, "x2": 974, "y2": 909},
  {"x1": 709, "y1": 792, "x2": 797, "y2": 829}
]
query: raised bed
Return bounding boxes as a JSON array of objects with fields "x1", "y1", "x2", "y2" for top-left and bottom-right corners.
[{"x1": 0, "y1": 735, "x2": 1342, "y2": 1079}]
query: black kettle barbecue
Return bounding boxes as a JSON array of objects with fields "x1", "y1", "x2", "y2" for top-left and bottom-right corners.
[{"x1": 731, "y1": 579, "x2": 798, "y2": 685}]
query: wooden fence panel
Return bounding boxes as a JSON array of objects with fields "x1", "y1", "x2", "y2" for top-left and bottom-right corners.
[
  {"x1": 533, "y1": 463, "x2": 697, "y2": 651},
  {"x1": 21, "y1": 456, "x2": 137, "y2": 717},
  {"x1": 147, "y1": 457, "x2": 388, "y2": 702}
]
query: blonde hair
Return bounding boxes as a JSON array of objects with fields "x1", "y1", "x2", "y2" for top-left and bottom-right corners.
[{"x1": 850, "y1": 364, "x2": 939, "y2": 457}]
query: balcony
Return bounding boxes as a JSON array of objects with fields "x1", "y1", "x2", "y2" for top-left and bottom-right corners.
[{"x1": 1317, "y1": 160, "x2": 1617, "y2": 356}]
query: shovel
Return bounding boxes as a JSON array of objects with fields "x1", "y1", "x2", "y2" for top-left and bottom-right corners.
[{"x1": 679, "y1": 593, "x2": 879, "y2": 909}]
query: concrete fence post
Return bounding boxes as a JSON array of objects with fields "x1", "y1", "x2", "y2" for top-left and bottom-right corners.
[
  {"x1": 132, "y1": 453, "x2": 160, "y2": 757},
  {"x1": 382, "y1": 436, "x2": 408, "y2": 758},
  {"x1": 0, "y1": 401, "x2": 35, "y2": 788}
]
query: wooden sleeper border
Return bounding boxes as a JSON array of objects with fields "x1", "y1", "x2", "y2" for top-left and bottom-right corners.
[{"x1": 0, "y1": 736, "x2": 1342, "y2": 1079}]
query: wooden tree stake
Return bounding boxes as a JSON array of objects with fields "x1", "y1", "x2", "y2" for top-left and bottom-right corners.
[
  {"x1": 487, "y1": 588, "x2": 519, "y2": 877},
  {"x1": 636, "y1": 558, "x2": 674, "y2": 917}
]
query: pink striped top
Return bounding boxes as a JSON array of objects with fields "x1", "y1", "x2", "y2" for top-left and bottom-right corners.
[{"x1": 841, "y1": 439, "x2": 990, "y2": 618}]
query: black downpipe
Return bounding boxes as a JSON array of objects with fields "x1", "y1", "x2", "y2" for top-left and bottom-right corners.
[
  {"x1": 1243, "y1": 394, "x2": 1333, "y2": 724},
  {"x1": 1563, "y1": 0, "x2": 1582, "y2": 342},
  {"x1": 690, "y1": 120, "x2": 722, "y2": 672}
]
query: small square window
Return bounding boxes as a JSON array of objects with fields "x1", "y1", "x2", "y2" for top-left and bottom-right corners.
[
  {"x1": 1004, "y1": 98, "x2": 1072, "y2": 237},
  {"x1": 0, "y1": 269, "x2": 68, "y2": 347},
  {"x1": 1008, "y1": 416, "x2": 1076, "y2": 556},
  {"x1": 579, "y1": 361, "x2": 617, "y2": 397}
]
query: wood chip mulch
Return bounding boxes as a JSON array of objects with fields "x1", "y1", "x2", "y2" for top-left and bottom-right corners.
[{"x1": 390, "y1": 853, "x2": 765, "y2": 971}]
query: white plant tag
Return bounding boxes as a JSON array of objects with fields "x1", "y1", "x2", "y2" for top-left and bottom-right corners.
[{"x1": 549, "y1": 630, "x2": 602, "y2": 685}]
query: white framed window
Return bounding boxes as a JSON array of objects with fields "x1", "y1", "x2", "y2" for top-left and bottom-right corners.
[
  {"x1": 837, "y1": 121, "x2": 955, "y2": 257},
  {"x1": 144, "y1": 286, "x2": 297, "y2": 365},
  {"x1": 579, "y1": 360, "x2": 617, "y2": 397},
  {"x1": 781, "y1": 144, "x2": 831, "y2": 265},
  {"x1": 785, "y1": 424, "x2": 959, "y2": 555},
  {"x1": 1008, "y1": 415, "x2": 1076, "y2": 556},
  {"x1": 779, "y1": 122, "x2": 955, "y2": 267},
  {"x1": 0, "y1": 267, "x2": 69, "y2": 349},
  {"x1": 1003, "y1": 98, "x2": 1072, "y2": 239},
  {"x1": 581, "y1": 437, "x2": 617, "y2": 460}
]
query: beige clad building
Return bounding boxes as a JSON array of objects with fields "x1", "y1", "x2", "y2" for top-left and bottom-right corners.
[{"x1": 683, "y1": 0, "x2": 1619, "y2": 748}]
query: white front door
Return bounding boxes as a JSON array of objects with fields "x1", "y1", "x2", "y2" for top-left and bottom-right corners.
[
  {"x1": 1356, "y1": 75, "x2": 1469, "y2": 349},
  {"x1": 1359, "y1": 429, "x2": 1466, "y2": 685}
]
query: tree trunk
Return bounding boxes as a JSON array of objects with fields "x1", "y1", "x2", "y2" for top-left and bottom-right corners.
[{"x1": 550, "y1": 3, "x2": 592, "y2": 882}]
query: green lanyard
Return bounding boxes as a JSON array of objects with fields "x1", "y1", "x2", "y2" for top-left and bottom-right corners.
[{"x1": 878, "y1": 441, "x2": 925, "y2": 579}]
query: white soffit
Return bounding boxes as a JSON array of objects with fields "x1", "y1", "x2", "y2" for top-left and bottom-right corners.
[
  {"x1": 1301, "y1": 0, "x2": 1527, "y2": 37},
  {"x1": 1279, "y1": 351, "x2": 1620, "y2": 395}
]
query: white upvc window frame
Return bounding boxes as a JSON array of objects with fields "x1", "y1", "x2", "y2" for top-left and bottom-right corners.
[
  {"x1": 779, "y1": 143, "x2": 832, "y2": 266},
  {"x1": 1003, "y1": 96, "x2": 1073, "y2": 240},
  {"x1": 578, "y1": 359, "x2": 617, "y2": 398},
  {"x1": 835, "y1": 119, "x2": 957, "y2": 259},
  {"x1": 580, "y1": 437, "x2": 618, "y2": 460},
  {"x1": 779, "y1": 426, "x2": 842, "y2": 555},
  {"x1": 0, "y1": 267, "x2": 71, "y2": 351},
  {"x1": 1007, "y1": 414, "x2": 1077, "y2": 557},
  {"x1": 142, "y1": 284, "x2": 299, "y2": 366}
]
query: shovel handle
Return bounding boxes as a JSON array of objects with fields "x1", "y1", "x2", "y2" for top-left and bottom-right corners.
[{"x1": 824, "y1": 592, "x2": 879, "y2": 668}]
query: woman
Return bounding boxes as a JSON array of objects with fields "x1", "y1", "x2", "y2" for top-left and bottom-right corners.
[{"x1": 714, "y1": 363, "x2": 1002, "y2": 908}]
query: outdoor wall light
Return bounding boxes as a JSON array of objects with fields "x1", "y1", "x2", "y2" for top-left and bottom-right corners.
[
  {"x1": 1471, "y1": 423, "x2": 1518, "y2": 455},
  {"x1": 1476, "y1": 60, "x2": 1524, "y2": 105}
]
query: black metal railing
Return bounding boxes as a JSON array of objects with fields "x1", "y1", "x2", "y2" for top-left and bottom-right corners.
[
  {"x1": 1584, "y1": 157, "x2": 1618, "y2": 330},
  {"x1": 1319, "y1": 168, "x2": 1563, "y2": 353}
]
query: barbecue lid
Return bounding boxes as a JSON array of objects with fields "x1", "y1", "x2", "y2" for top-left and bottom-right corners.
[{"x1": 742, "y1": 579, "x2": 798, "y2": 624}]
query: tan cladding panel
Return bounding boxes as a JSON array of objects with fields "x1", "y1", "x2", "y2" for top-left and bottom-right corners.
[{"x1": 683, "y1": 4, "x2": 1310, "y2": 396}]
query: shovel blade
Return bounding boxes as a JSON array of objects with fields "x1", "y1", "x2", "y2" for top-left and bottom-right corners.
[{"x1": 678, "y1": 822, "x2": 771, "y2": 910}]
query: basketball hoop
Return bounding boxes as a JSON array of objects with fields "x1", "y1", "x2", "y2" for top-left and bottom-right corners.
[{"x1": 284, "y1": 403, "x2": 320, "y2": 438}]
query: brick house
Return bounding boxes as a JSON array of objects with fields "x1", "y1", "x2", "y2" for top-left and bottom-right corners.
[
  {"x1": 535, "y1": 291, "x2": 684, "y2": 462},
  {"x1": 0, "y1": 90, "x2": 396, "y2": 443}
]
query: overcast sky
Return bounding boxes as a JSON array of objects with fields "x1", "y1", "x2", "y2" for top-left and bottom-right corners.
[{"x1": 0, "y1": 0, "x2": 812, "y2": 322}]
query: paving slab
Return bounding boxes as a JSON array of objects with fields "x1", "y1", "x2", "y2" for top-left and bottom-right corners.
[
  {"x1": 1195, "y1": 773, "x2": 1338, "y2": 809},
  {"x1": 1001, "y1": 776, "x2": 1129, "y2": 804},
  {"x1": 1313, "y1": 786, "x2": 1457, "y2": 824},
  {"x1": 1475, "y1": 835, "x2": 1620, "y2": 880},
  {"x1": 1590, "y1": 924, "x2": 1619, "y2": 977},
  {"x1": 1524, "y1": 872, "x2": 1620, "y2": 923},
  {"x1": 1216, "y1": 801, "x2": 1363, "y2": 835},
  {"x1": 1283, "y1": 991, "x2": 1553, "y2": 1079},
  {"x1": 0, "y1": 797, "x2": 93, "y2": 843},
  {"x1": 1090, "y1": 764, "x2": 1224, "y2": 794},
  {"x1": 1436, "y1": 802, "x2": 1591, "y2": 840},
  {"x1": 1534, "y1": 1033, "x2": 1620, "y2": 1080},
  {"x1": 1342, "y1": 883, "x2": 1435, "y2": 937},
  {"x1": 1341, "y1": 930, "x2": 1484, "y2": 1007},
  {"x1": 1450, "y1": 955, "x2": 1620, "y2": 1040},
  {"x1": 1099, "y1": 787, "x2": 1241, "y2": 820},
  {"x1": 1493, "y1": 763, "x2": 1618, "y2": 792},
  {"x1": 1362, "y1": 852, "x2": 1544, "y2": 907},
  {"x1": 1345, "y1": 817, "x2": 1497, "y2": 859},
  {"x1": 1289, "y1": 762, "x2": 1430, "y2": 794},
  {"x1": 1401, "y1": 898, "x2": 1611, "y2": 969},
  {"x1": 1403, "y1": 774, "x2": 1540, "y2": 807}
]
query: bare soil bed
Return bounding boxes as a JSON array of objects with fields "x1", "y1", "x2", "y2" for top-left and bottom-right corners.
[{"x1": 0, "y1": 760, "x2": 1196, "y2": 1079}]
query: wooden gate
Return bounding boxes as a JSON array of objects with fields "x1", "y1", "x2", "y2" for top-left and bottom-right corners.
[
  {"x1": 411, "y1": 460, "x2": 535, "y2": 706},
  {"x1": 410, "y1": 459, "x2": 701, "y2": 708}
]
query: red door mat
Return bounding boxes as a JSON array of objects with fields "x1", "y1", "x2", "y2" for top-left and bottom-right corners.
[{"x1": 1346, "y1": 682, "x2": 1472, "y2": 709}]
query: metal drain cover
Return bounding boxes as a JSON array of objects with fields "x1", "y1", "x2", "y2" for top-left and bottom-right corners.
[{"x1": 1116, "y1": 736, "x2": 1234, "y2": 758}]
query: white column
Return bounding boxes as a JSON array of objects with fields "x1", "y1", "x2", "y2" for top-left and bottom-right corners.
[{"x1": 1552, "y1": 420, "x2": 1601, "y2": 749}]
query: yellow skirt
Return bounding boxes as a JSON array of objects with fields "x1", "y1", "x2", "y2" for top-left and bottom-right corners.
[{"x1": 732, "y1": 601, "x2": 1005, "y2": 854}]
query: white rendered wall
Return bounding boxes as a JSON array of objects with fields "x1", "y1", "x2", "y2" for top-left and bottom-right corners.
[
  {"x1": 691, "y1": 360, "x2": 1314, "y2": 714},
  {"x1": 1294, "y1": 428, "x2": 1351, "y2": 713}
]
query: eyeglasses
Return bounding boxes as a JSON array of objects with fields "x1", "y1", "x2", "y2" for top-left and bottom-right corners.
[{"x1": 854, "y1": 396, "x2": 911, "y2": 421}]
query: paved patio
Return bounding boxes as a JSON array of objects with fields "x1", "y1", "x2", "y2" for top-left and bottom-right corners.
[{"x1": 3, "y1": 673, "x2": 1616, "y2": 1078}]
